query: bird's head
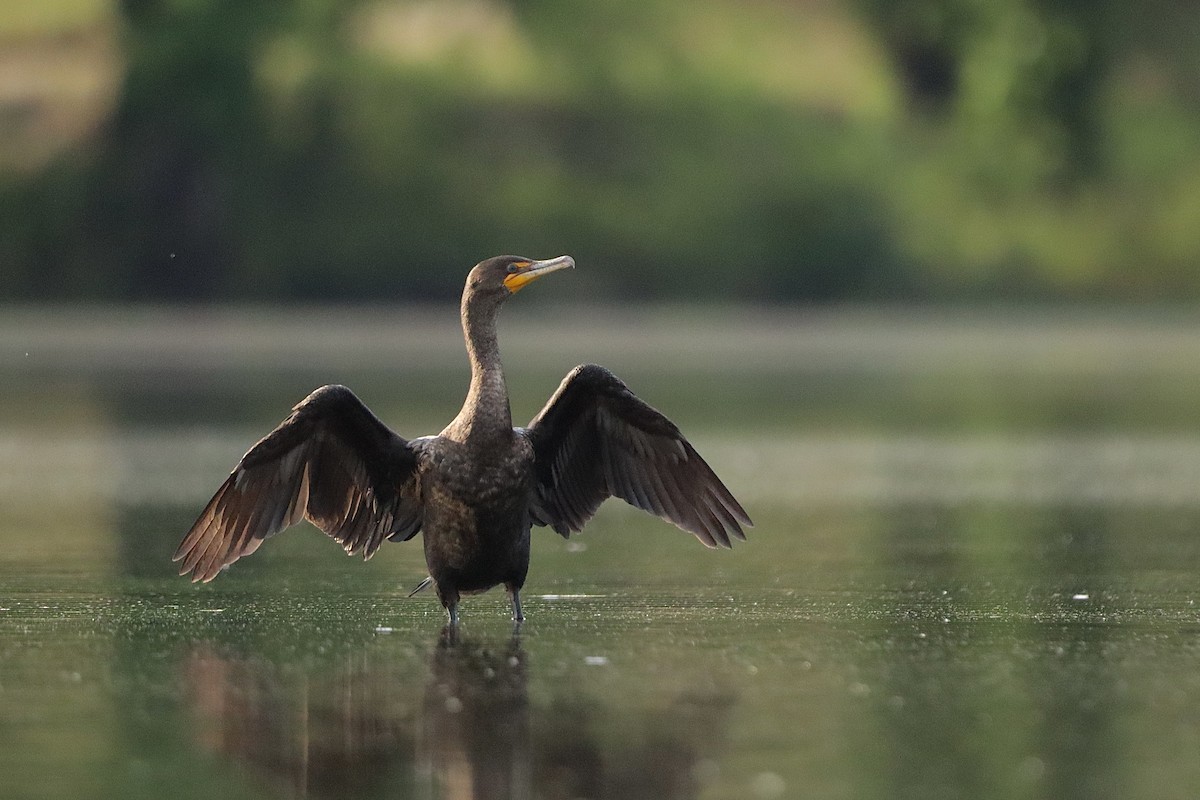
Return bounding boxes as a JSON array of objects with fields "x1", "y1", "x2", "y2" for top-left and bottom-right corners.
[{"x1": 466, "y1": 255, "x2": 575, "y2": 302}]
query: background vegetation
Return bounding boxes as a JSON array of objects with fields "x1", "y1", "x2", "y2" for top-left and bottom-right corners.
[{"x1": 2, "y1": 0, "x2": 1200, "y2": 303}]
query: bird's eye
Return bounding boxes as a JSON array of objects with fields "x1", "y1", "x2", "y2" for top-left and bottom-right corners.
[{"x1": 507, "y1": 261, "x2": 530, "y2": 274}]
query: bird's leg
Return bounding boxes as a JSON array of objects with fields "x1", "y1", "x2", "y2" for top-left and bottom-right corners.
[
  {"x1": 438, "y1": 585, "x2": 461, "y2": 626},
  {"x1": 506, "y1": 583, "x2": 525, "y2": 623}
]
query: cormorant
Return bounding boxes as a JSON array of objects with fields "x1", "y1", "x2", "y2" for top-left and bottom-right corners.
[{"x1": 174, "y1": 256, "x2": 752, "y2": 623}]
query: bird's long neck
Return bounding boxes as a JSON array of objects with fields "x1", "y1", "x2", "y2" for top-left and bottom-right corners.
[{"x1": 448, "y1": 292, "x2": 512, "y2": 443}]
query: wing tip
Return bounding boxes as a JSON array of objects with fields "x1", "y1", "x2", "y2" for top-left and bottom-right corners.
[{"x1": 177, "y1": 562, "x2": 210, "y2": 583}]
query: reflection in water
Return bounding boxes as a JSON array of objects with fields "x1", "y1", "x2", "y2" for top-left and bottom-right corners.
[
  {"x1": 420, "y1": 628, "x2": 529, "y2": 800},
  {"x1": 183, "y1": 644, "x2": 418, "y2": 798},
  {"x1": 181, "y1": 630, "x2": 733, "y2": 799}
]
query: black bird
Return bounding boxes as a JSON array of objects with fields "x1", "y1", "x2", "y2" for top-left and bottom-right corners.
[{"x1": 174, "y1": 256, "x2": 752, "y2": 624}]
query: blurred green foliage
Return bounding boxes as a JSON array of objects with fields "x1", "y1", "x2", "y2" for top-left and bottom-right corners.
[{"x1": 2, "y1": 0, "x2": 1200, "y2": 302}]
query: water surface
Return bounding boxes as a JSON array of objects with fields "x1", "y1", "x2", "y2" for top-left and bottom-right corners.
[{"x1": 4, "y1": 308, "x2": 1200, "y2": 800}]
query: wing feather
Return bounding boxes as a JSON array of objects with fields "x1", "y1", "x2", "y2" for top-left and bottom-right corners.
[
  {"x1": 526, "y1": 364, "x2": 752, "y2": 547},
  {"x1": 174, "y1": 385, "x2": 423, "y2": 582}
]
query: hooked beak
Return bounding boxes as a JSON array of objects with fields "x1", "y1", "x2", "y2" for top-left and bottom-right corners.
[{"x1": 503, "y1": 255, "x2": 575, "y2": 293}]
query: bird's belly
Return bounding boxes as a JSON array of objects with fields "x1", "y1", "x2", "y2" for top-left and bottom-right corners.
[{"x1": 420, "y1": 483, "x2": 531, "y2": 588}]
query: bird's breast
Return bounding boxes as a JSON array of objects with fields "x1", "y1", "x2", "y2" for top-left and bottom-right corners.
[{"x1": 420, "y1": 437, "x2": 534, "y2": 529}]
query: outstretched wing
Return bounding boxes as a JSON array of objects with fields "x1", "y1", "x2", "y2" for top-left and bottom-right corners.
[
  {"x1": 524, "y1": 364, "x2": 751, "y2": 548},
  {"x1": 174, "y1": 385, "x2": 423, "y2": 582}
]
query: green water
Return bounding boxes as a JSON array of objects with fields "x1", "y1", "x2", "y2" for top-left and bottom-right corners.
[{"x1": 5, "y1": 309, "x2": 1200, "y2": 799}]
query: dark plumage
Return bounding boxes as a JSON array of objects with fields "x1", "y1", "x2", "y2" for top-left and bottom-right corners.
[{"x1": 174, "y1": 255, "x2": 751, "y2": 623}]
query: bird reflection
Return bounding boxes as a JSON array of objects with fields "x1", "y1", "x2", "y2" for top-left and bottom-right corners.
[
  {"x1": 181, "y1": 630, "x2": 732, "y2": 799},
  {"x1": 420, "y1": 627, "x2": 530, "y2": 799}
]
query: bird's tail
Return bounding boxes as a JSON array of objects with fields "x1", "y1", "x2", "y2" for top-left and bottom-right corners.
[{"x1": 408, "y1": 576, "x2": 434, "y2": 597}]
